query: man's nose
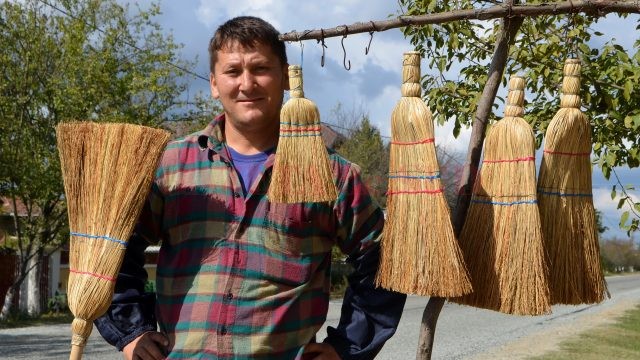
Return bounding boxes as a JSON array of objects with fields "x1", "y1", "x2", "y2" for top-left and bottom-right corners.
[{"x1": 239, "y1": 70, "x2": 255, "y2": 91}]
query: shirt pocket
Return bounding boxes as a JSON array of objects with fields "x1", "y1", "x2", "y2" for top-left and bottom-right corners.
[
  {"x1": 163, "y1": 186, "x2": 228, "y2": 246},
  {"x1": 264, "y1": 203, "x2": 333, "y2": 257}
]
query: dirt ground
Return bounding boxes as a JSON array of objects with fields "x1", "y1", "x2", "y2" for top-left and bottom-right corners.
[{"x1": 474, "y1": 296, "x2": 639, "y2": 359}]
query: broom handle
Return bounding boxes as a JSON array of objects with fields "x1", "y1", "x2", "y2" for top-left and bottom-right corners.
[{"x1": 70, "y1": 344, "x2": 84, "y2": 360}]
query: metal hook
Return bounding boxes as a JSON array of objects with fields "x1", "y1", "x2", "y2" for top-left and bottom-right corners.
[
  {"x1": 365, "y1": 21, "x2": 377, "y2": 55},
  {"x1": 317, "y1": 29, "x2": 327, "y2": 67},
  {"x1": 341, "y1": 28, "x2": 351, "y2": 71},
  {"x1": 365, "y1": 32, "x2": 374, "y2": 55}
]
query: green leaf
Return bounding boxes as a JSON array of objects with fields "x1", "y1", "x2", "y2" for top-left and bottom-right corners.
[
  {"x1": 593, "y1": 142, "x2": 602, "y2": 152},
  {"x1": 617, "y1": 198, "x2": 626, "y2": 210},
  {"x1": 623, "y1": 81, "x2": 632, "y2": 101},
  {"x1": 625, "y1": 116, "x2": 634, "y2": 128},
  {"x1": 620, "y1": 211, "x2": 630, "y2": 227},
  {"x1": 611, "y1": 185, "x2": 617, "y2": 200},
  {"x1": 633, "y1": 114, "x2": 640, "y2": 130}
]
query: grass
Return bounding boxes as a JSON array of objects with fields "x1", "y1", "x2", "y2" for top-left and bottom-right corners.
[
  {"x1": 532, "y1": 304, "x2": 640, "y2": 360},
  {"x1": 0, "y1": 311, "x2": 74, "y2": 329}
]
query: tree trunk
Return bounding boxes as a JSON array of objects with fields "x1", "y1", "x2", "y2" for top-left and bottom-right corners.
[
  {"x1": 415, "y1": 9, "x2": 524, "y2": 360},
  {"x1": 0, "y1": 252, "x2": 32, "y2": 320},
  {"x1": 26, "y1": 254, "x2": 42, "y2": 316},
  {"x1": 0, "y1": 284, "x2": 18, "y2": 321}
]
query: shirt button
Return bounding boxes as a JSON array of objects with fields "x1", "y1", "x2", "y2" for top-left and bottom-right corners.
[
  {"x1": 225, "y1": 292, "x2": 233, "y2": 301},
  {"x1": 233, "y1": 192, "x2": 241, "y2": 198},
  {"x1": 220, "y1": 326, "x2": 227, "y2": 335}
]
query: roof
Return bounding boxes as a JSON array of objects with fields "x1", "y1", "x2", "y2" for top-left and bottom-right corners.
[
  {"x1": 320, "y1": 124, "x2": 346, "y2": 149},
  {"x1": 0, "y1": 196, "x2": 40, "y2": 217}
]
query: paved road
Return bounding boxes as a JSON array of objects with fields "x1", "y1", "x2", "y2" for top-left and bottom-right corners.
[{"x1": 2, "y1": 274, "x2": 639, "y2": 359}]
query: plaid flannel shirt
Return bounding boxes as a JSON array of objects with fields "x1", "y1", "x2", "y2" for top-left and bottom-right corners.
[{"x1": 95, "y1": 116, "x2": 406, "y2": 359}]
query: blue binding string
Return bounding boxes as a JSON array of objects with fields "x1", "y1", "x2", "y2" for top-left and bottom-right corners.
[
  {"x1": 280, "y1": 122, "x2": 320, "y2": 126},
  {"x1": 70, "y1": 232, "x2": 127, "y2": 247},
  {"x1": 538, "y1": 190, "x2": 592, "y2": 198},
  {"x1": 471, "y1": 199, "x2": 538, "y2": 206}
]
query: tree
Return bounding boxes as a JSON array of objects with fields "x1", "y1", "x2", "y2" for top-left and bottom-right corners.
[
  {"x1": 330, "y1": 105, "x2": 389, "y2": 207},
  {"x1": 165, "y1": 92, "x2": 223, "y2": 138},
  {"x1": 0, "y1": 0, "x2": 190, "y2": 320},
  {"x1": 600, "y1": 237, "x2": 640, "y2": 272}
]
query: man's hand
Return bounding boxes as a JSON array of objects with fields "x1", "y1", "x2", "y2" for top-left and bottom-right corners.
[
  {"x1": 123, "y1": 331, "x2": 169, "y2": 360},
  {"x1": 302, "y1": 343, "x2": 341, "y2": 360}
]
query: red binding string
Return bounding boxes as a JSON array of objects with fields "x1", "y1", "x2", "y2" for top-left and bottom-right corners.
[
  {"x1": 70, "y1": 269, "x2": 116, "y2": 282},
  {"x1": 390, "y1": 138, "x2": 435, "y2": 145},
  {"x1": 280, "y1": 127, "x2": 322, "y2": 133},
  {"x1": 387, "y1": 189, "x2": 444, "y2": 195},
  {"x1": 543, "y1": 150, "x2": 590, "y2": 156},
  {"x1": 483, "y1": 156, "x2": 535, "y2": 163}
]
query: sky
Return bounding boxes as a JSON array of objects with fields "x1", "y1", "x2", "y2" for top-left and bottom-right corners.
[{"x1": 131, "y1": 0, "x2": 638, "y2": 239}]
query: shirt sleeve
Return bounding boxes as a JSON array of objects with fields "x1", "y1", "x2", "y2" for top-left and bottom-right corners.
[
  {"x1": 93, "y1": 183, "x2": 164, "y2": 351},
  {"x1": 324, "y1": 164, "x2": 407, "y2": 360}
]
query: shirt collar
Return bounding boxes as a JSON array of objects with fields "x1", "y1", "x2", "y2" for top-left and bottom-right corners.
[{"x1": 199, "y1": 114, "x2": 276, "y2": 168}]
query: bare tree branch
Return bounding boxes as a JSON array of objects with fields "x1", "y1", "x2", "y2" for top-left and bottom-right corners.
[{"x1": 280, "y1": 0, "x2": 639, "y2": 41}]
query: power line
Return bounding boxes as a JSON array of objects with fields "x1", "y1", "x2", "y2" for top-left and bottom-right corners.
[
  {"x1": 35, "y1": 0, "x2": 209, "y2": 82},
  {"x1": 322, "y1": 121, "x2": 391, "y2": 140}
]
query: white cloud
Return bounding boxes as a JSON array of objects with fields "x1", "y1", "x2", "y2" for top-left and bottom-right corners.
[
  {"x1": 195, "y1": 0, "x2": 285, "y2": 30},
  {"x1": 367, "y1": 85, "x2": 399, "y2": 138},
  {"x1": 592, "y1": 186, "x2": 640, "y2": 238},
  {"x1": 435, "y1": 119, "x2": 472, "y2": 154},
  {"x1": 593, "y1": 187, "x2": 622, "y2": 214}
]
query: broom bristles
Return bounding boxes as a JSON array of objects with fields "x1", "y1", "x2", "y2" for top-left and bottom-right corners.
[
  {"x1": 57, "y1": 122, "x2": 170, "y2": 358},
  {"x1": 451, "y1": 76, "x2": 551, "y2": 315},
  {"x1": 538, "y1": 59, "x2": 608, "y2": 304},
  {"x1": 268, "y1": 65, "x2": 338, "y2": 203},
  {"x1": 376, "y1": 51, "x2": 471, "y2": 297}
]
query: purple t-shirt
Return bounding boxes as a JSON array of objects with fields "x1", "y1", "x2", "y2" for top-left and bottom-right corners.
[{"x1": 226, "y1": 145, "x2": 273, "y2": 196}]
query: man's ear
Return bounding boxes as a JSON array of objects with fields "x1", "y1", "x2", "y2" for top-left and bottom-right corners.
[
  {"x1": 210, "y1": 73, "x2": 220, "y2": 99},
  {"x1": 282, "y1": 63, "x2": 290, "y2": 91}
]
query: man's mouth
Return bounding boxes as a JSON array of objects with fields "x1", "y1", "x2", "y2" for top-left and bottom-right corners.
[{"x1": 237, "y1": 98, "x2": 264, "y2": 103}]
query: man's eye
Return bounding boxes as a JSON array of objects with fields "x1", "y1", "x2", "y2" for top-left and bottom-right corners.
[{"x1": 225, "y1": 69, "x2": 240, "y2": 76}]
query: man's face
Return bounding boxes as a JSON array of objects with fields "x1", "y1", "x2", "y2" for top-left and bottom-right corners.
[{"x1": 210, "y1": 41, "x2": 288, "y2": 132}]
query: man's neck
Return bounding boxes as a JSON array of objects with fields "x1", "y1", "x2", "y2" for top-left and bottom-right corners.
[{"x1": 223, "y1": 120, "x2": 278, "y2": 155}]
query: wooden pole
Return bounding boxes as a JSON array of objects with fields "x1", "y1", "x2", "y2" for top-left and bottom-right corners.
[{"x1": 279, "y1": 0, "x2": 639, "y2": 42}]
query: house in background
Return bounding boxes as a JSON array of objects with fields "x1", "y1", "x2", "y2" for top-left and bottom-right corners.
[{"x1": 0, "y1": 196, "x2": 60, "y2": 314}]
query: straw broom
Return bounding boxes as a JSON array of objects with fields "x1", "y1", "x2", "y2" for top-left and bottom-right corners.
[
  {"x1": 538, "y1": 59, "x2": 608, "y2": 304},
  {"x1": 57, "y1": 122, "x2": 170, "y2": 360},
  {"x1": 268, "y1": 65, "x2": 338, "y2": 203},
  {"x1": 450, "y1": 76, "x2": 551, "y2": 315},
  {"x1": 375, "y1": 51, "x2": 471, "y2": 297}
]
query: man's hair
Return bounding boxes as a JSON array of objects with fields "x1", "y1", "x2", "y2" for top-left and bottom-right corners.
[{"x1": 208, "y1": 16, "x2": 287, "y2": 73}]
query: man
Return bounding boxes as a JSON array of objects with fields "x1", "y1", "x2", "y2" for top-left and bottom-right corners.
[{"x1": 95, "y1": 16, "x2": 406, "y2": 360}]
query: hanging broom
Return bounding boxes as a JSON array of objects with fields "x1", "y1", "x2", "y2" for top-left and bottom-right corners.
[
  {"x1": 57, "y1": 122, "x2": 170, "y2": 360},
  {"x1": 538, "y1": 58, "x2": 608, "y2": 304},
  {"x1": 268, "y1": 65, "x2": 338, "y2": 203},
  {"x1": 450, "y1": 76, "x2": 551, "y2": 315},
  {"x1": 375, "y1": 51, "x2": 471, "y2": 297}
]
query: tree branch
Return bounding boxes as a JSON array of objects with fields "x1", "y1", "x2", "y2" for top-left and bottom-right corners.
[{"x1": 280, "y1": 1, "x2": 639, "y2": 41}]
